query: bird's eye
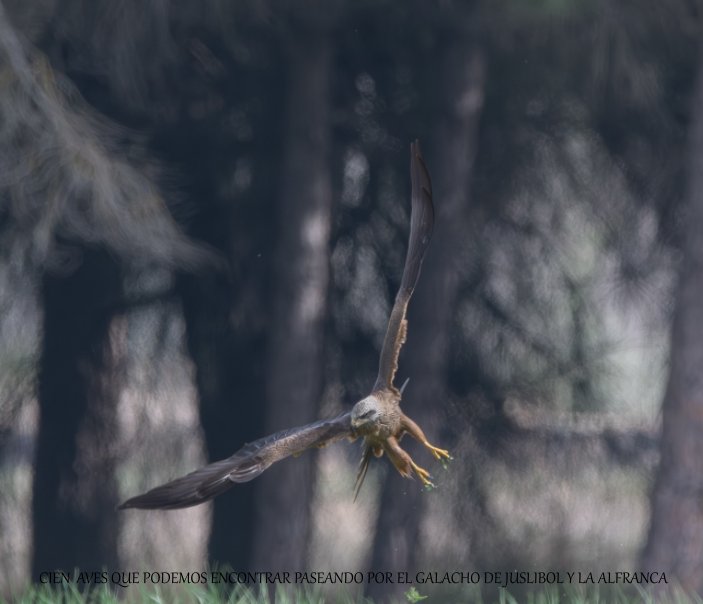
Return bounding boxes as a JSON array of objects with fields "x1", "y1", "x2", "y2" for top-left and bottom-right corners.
[{"x1": 361, "y1": 410, "x2": 374, "y2": 419}]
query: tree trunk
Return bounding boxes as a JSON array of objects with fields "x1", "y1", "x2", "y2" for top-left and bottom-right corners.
[
  {"x1": 32, "y1": 247, "x2": 123, "y2": 575},
  {"x1": 367, "y1": 36, "x2": 485, "y2": 601},
  {"x1": 171, "y1": 124, "x2": 273, "y2": 569},
  {"x1": 157, "y1": 25, "x2": 285, "y2": 569},
  {"x1": 179, "y1": 269, "x2": 265, "y2": 570},
  {"x1": 641, "y1": 48, "x2": 703, "y2": 593},
  {"x1": 251, "y1": 30, "x2": 332, "y2": 571}
]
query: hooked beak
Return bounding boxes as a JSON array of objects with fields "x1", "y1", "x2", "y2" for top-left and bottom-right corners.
[{"x1": 351, "y1": 416, "x2": 366, "y2": 430}]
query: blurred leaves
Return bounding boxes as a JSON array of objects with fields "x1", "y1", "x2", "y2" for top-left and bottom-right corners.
[{"x1": 0, "y1": 2, "x2": 208, "y2": 271}]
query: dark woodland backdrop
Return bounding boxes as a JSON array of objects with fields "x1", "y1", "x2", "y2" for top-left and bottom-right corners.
[{"x1": 1, "y1": 0, "x2": 703, "y2": 600}]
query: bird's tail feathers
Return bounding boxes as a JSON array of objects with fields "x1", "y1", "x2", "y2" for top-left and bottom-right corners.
[
  {"x1": 399, "y1": 377, "x2": 410, "y2": 395},
  {"x1": 353, "y1": 446, "x2": 374, "y2": 501}
]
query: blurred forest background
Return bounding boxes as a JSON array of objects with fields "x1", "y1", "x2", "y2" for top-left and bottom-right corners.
[{"x1": 1, "y1": 0, "x2": 703, "y2": 600}]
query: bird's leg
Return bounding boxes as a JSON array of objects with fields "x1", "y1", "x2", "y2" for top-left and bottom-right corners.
[
  {"x1": 409, "y1": 460, "x2": 433, "y2": 487},
  {"x1": 384, "y1": 436, "x2": 434, "y2": 487},
  {"x1": 400, "y1": 414, "x2": 452, "y2": 461}
]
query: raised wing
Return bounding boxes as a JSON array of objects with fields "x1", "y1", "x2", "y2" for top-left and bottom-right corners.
[
  {"x1": 119, "y1": 412, "x2": 353, "y2": 510},
  {"x1": 373, "y1": 140, "x2": 434, "y2": 392}
]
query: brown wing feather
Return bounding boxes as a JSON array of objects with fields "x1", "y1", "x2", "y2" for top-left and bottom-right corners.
[
  {"x1": 119, "y1": 412, "x2": 353, "y2": 510},
  {"x1": 373, "y1": 140, "x2": 434, "y2": 391}
]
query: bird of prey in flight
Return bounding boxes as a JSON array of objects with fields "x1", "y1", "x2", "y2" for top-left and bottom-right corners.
[{"x1": 120, "y1": 140, "x2": 450, "y2": 510}]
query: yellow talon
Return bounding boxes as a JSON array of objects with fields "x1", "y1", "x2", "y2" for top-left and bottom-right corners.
[
  {"x1": 425, "y1": 443, "x2": 451, "y2": 461},
  {"x1": 410, "y1": 461, "x2": 434, "y2": 488}
]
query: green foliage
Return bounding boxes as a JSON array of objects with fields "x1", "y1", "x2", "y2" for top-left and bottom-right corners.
[
  {"x1": 405, "y1": 586, "x2": 428, "y2": 602},
  {"x1": 8, "y1": 581, "x2": 329, "y2": 604},
  {"x1": 7, "y1": 583, "x2": 703, "y2": 604}
]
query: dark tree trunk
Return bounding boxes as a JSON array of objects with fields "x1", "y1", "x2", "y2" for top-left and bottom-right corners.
[
  {"x1": 367, "y1": 36, "x2": 485, "y2": 601},
  {"x1": 32, "y1": 247, "x2": 123, "y2": 576},
  {"x1": 158, "y1": 27, "x2": 285, "y2": 569},
  {"x1": 251, "y1": 30, "x2": 332, "y2": 571},
  {"x1": 178, "y1": 269, "x2": 266, "y2": 570},
  {"x1": 641, "y1": 49, "x2": 703, "y2": 593},
  {"x1": 173, "y1": 131, "x2": 273, "y2": 570}
]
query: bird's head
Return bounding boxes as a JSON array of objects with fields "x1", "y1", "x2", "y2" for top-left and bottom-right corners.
[{"x1": 351, "y1": 395, "x2": 381, "y2": 435}]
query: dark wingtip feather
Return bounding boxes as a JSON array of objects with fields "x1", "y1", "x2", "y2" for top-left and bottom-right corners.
[{"x1": 118, "y1": 457, "x2": 245, "y2": 510}]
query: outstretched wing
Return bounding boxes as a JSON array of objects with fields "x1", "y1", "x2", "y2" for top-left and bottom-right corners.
[
  {"x1": 119, "y1": 412, "x2": 353, "y2": 510},
  {"x1": 373, "y1": 140, "x2": 434, "y2": 392}
]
